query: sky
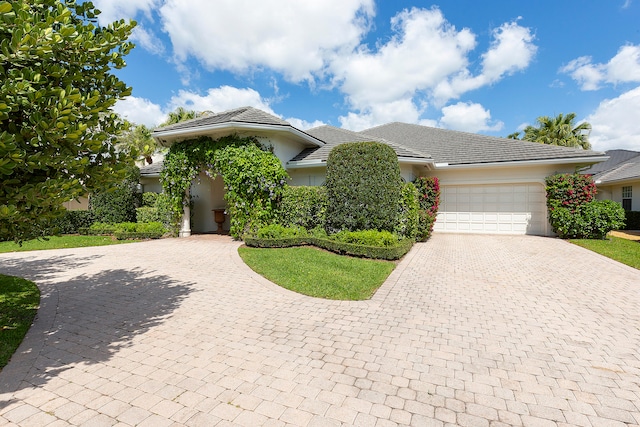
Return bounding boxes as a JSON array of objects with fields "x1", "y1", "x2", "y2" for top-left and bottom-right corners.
[{"x1": 96, "y1": 0, "x2": 640, "y2": 152}]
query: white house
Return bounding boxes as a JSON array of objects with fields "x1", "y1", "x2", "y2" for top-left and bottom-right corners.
[{"x1": 145, "y1": 106, "x2": 607, "y2": 237}]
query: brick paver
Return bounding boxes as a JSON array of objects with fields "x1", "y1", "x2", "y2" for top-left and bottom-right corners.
[{"x1": 1, "y1": 234, "x2": 639, "y2": 426}]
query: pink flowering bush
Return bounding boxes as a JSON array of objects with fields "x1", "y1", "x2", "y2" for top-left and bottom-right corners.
[{"x1": 413, "y1": 177, "x2": 440, "y2": 241}]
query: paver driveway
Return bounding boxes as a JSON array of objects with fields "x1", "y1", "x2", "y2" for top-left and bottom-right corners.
[{"x1": 0, "y1": 234, "x2": 639, "y2": 427}]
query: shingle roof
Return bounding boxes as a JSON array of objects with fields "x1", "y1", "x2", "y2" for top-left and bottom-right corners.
[
  {"x1": 585, "y1": 149, "x2": 640, "y2": 175},
  {"x1": 592, "y1": 151, "x2": 640, "y2": 183},
  {"x1": 140, "y1": 161, "x2": 163, "y2": 177},
  {"x1": 153, "y1": 106, "x2": 291, "y2": 133},
  {"x1": 291, "y1": 125, "x2": 431, "y2": 163},
  {"x1": 361, "y1": 122, "x2": 605, "y2": 165}
]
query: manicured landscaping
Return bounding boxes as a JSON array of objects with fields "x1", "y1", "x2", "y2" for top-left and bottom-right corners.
[
  {"x1": 238, "y1": 246, "x2": 396, "y2": 300},
  {"x1": 0, "y1": 275, "x2": 40, "y2": 370},
  {"x1": 0, "y1": 235, "x2": 139, "y2": 254},
  {"x1": 570, "y1": 236, "x2": 640, "y2": 270}
]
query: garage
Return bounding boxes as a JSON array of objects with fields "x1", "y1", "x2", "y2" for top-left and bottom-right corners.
[{"x1": 433, "y1": 183, "x2": 548, "y2": 235}]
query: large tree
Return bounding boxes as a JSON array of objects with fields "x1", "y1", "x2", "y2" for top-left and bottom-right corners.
[
  {"x1": 119, "y1": 122, "x2": 158, "y2": 165},
  {"x1": 508, "y1": 113, "x2": 592, "y2": 150},
  {"x1": 0, "y1": 1, "x2": 136, "y2": 242}
]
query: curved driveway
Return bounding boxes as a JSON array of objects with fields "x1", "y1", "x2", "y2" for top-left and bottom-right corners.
[{"x1": 1, "y1": 234, "x2": 639, "y2": 426}]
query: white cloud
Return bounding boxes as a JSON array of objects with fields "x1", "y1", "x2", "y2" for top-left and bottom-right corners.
[
  {"x1": 113, "y1": 96, "x2": 166, "y2": 127},
  {"x1": 433, "y1": 20, "x2": 536, "y2": 102},
  {"x1": 561, "y1": 44, "x2": 640, "y2": 90},
  {"x1": 93, "y1": 0, "x2": 160, "y2": 25},
  {"x1": 587, "y1": 86, "x2": 640, "y2": 151},
  {"x1": 131, "y1": 26, "x2": 165, "y2": 55},
  {"x1": 167, "y1": 86, "x2": 275, "y2": 115},
  {"x1": 439, "y1": 102, "x2": 504, "y2": 133},
  {"x1": 158, "y1": 0, "x2": 374, "y2": 82},
  {"x1": 332, "y1": 8, "x2": 534, "y2": 129},
  {"x1": 286, "y1": 118, "x2": 326, "y2": 131}
]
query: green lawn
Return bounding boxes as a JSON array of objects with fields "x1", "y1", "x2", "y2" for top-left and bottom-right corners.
[
  {"x1": 570, "y1": 236, "x2": 640, "y2": 270},
  {"x1": 238, "y1": 246, "x2": 396, "y2": 300},
  {"x1": 0, "y1": 235, "x2": 138, "y2": 254},
  {"x1": 0, "y1": 275, "x2": 40, "y2": 370}
]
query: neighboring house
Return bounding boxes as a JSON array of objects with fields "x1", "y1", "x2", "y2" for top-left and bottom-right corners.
[
  {"x1": 585, "y1": 149, "x2": 640, "y2": 212},
  {"x1": 146, "y1": 106, "x2": 607, "y2": 237},
  {"x1": 63, "y1": 196, "x2": 89, "y2": 211}
]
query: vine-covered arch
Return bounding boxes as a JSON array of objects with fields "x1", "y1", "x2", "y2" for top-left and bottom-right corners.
[{"x1": 160, "y1": 135, "x2": 289, "y2": 238}]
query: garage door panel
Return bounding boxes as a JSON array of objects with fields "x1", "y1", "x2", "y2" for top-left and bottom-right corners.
[{"x1": 434, "y1": 183, "x2": 547, "y2": 235}]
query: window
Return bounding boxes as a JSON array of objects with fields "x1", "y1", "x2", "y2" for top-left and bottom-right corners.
[{"x1": 622, "y1": 186, "x2": 632, "y2": 211}]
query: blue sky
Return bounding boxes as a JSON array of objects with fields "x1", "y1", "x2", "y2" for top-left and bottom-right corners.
[{"x1": 96, "y1": 0, "x2": 640, "y2": 151}]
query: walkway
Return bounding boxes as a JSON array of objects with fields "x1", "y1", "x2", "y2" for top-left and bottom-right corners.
[{"x1": 0, "y1": 234, "x2": 639, "y2": 426}]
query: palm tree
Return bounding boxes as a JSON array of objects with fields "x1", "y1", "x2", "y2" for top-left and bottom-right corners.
[
  {"x1": 521, "y1": 113, "x2": 591, "y2": 150},
  {"x1": 159, "y1": 107, "x2": 200, "y2": 127}
]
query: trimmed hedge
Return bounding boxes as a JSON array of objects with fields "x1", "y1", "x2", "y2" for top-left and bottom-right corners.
[
  {"x1": 82, "y1": 221, "x2": 166, "y2": 239},
  {"x1": 90, "y1": 180, "x2": 141, "y2": 224},
  {"x1": 245, "y1": 226, "x2": 413, "y2": 260},
  {"x1": 48, "y1": 210, "x2": 95, "y2": 234},
  {"x1": 395, "y1": 183, "x2": 419, "y2": 240},
  {"x1": 325, "y1": 141, "x2": 402, "y2": 233},
  {"x1": 624, "y1": 211, "x2": 640, "y2": 230},
  {"x1": 277, "y1": 186, "x2": 327, "y2": 230}
]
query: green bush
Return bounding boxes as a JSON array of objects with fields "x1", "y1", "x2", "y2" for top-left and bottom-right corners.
[
  {"x1": 90, "y1": 169, "x2": 142, "y2": 223},
  {"x1": 325, "y1": 141, "x2": 402, "y2": 234},
  {"x1": 84, "y1": 221, "x2": 166, "y2": 239},
  {"x1": 48, "y1": 210, "x2": 95, "y2": 234},
  {"x1": 255, "y1": 224, "x2": 309, "y2": 239},
  {"x1": 545, "y1": 173, "x2": 624, "y2": 239},
  {"x1": 277, "y1": 186, "x2": 327, "y2": 230},
  {"x1": 312, "y1": 237, "x2": 413, "y2": 260},
  {"x1": 548, "y1": 200, "x2": 625, "y2": 239},
  {"x1": 332, "y1": 230, "x2": 399, "y2": 247},
  {"x1": 86, "y1": 222, "x2": 117, "y2": 235},
  {"x1": 142, "y1": 192, "x2": 158, "y2": 207},
  {"x1": 395, "y1": 183, "x2": 419, "y2": 240},
  {"x1": 413, "y1": 177, "x2": 440, "y2": 241},
  {"x1": 624, "y1": 211, "x2": 640, "y2": 230}
]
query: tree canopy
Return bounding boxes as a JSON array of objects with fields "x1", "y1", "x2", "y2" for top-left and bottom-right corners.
[
  {"x1": 508, "y1": 113, "x2": 592, "y2": 150},
  {"x1": 119, "y1": 122, "x2": 158, "y2": 165},
  {"x1": 0, "y1": 0, "x2": 136, "y2": 242}
]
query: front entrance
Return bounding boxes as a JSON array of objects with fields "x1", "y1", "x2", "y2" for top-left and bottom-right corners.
[{"x1": 190, "y1": 172, "x2": 229, "y2": 234}]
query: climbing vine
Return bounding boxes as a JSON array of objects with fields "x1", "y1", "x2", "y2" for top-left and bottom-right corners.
[{"x1": 160, "y1": 135, "x2": 289, "y2": 238}]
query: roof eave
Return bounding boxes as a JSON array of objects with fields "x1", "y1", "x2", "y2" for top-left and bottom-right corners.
[
  {"x1": 595, "y1": 176, "x2": 640, "y2": 185},
  {"x1": 435, "y1": 156, "x2": 609, "y2": 169},
  {"x1": 152, "y1": 122, "x2": 325, "y2": 148},
  {"x1": 286, "y1": 159, "x2": 326, "y2": 169}
]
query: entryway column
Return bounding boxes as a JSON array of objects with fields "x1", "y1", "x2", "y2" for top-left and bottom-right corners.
[{"x1": 179, "y1": 188, "x2": 191, "y2": 237}]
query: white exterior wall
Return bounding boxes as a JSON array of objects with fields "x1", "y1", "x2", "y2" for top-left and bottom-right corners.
[
  {"x1": 190, "y1": 172, "x2": 229, "y2": 233},
  {"x1": 140, "y1": 177, "x2": 163, "y2": 193},
  {"x1": 597, "y1": 181, "x2": 640, "y2": 211}
]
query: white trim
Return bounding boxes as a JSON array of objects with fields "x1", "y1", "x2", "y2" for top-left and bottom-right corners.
[
  {"x1": 397, "y1": 156, "x2": 434, "y2": 165},
  {"x1": 596, "y1": 176, "x2": 640, "y2": 186},
  {"x1": 434, "y1": 156, "x2": 609, "y2": 169},
  {"x1": 286, "y1": 159, "x2": 326, "y2": 169},
  {"x1": 153, "y1": 122, "x2": 325, "y2": 148}
]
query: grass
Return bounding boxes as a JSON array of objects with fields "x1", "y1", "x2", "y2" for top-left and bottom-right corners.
[
  {"x1": 238, "y1": 246, "x2": 396, "y2": 300},
  {"x1": 0, "y1": 235, "x2": 138, "y2": 254},
  {"x1": 0, "y1": 274, "x2": 40, "y2": 370},
  {"x1": 570, "y1": 236, "x2": 640, "y2": 270}
]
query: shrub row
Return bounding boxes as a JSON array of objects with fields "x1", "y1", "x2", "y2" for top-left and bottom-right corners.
[
  {"x1": 47, "y1": 210, "x2": 95, "y2": 234},
  {"x1": 245, "y1": 226, "x2": 413, "y2": 260},
  {"x1": 81, "y1": 222, "x2": 166, "y2": 239},
  {"x1": 624, "y1": 211, "x2": 640, "y2": 230}
]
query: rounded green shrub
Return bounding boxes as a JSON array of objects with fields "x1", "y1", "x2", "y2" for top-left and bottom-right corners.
[
  {"x1": 325, "y1": 141, "x2": 402, "y2": 234},
  {"x1": 277, "y1": 186, "x2": 327, "y2": 230}
]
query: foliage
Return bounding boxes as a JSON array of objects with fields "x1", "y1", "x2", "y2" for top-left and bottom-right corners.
[
  {"x1": 277, "y1": 186, "x2": 327, "y2": 230},
  {"x1": 570, "y1": 236, "x2": 640, "y2": 270},
  {"x1": 136, "y1": 193, "x2": 173, "y2": 228},
  {"x1": 255, "y1": 224, "x2": 308, "y2": 239},
  {"x1": 0, "y1": 274, "x2": 39, "y2": 369},
  {"x1": 413, "y1": 177, "x2": 441, "y2": 241},
  {"x1": 395, "y1": 183, "x2": 419, "y2": 240},
  {"x1": 545, "y1": 173, "x2": 596, "y2": 211},
  {"x1": 509, "y1": 113, "x2": 591, "y2": 149},
  {"x1": 623, "y1": 211, "x2": 640, "y2": 230},
  {"x1": 325, "y1": 141, "x2": 402, "y2": 234},
  {"x1": 89, "y1": 167, "x2": 141, "y2": 224},
  {"x1": 48, "y1": 210, "x2": 94, "y2": 234},
  {"x1": 158, "y1": 107, "x2": 201, "y2": 127},
  {"x1": 85, "y1": 221, "x2": 165, "y2": 239},
  {"x1": 238, "y1": 246, "x2": 396, "y2": 300},
  {"x1": 245, "y1": 226, "x2": 413, "y2": 260},
  {"x1": 0, "y1": 0, "x2": 136, "y2": 243},
  {"x1": 85, "y1": 222, "x2": 117, "y2": 235},
  {"x1": 161, "y1": 135, "x2": 288, "y2": 239},
  {"x1": 119, "y1": 123, "x2": 159, "y2": 165},
  {"x1": 546, "y1": 173, "x2": 625, "y2": 238},
  {"x1": 332, "y1": 230, "x2": 398, "y2": 247},
  {"x1": 0, "y1": 235, "x2": 136, "y2": 253}
]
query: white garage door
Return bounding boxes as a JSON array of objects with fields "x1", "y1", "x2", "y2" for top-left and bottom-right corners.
[{"x1": 433, "y1": 183, "x2": 547, "y2": 235}]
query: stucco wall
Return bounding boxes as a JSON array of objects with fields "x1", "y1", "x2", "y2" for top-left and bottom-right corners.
[
  {"x1": 63, "y1": 196, "x2": 89, "y2": 211},
  {"x1": 597, "y1": 182, "x2": 640, "y2": 211}
]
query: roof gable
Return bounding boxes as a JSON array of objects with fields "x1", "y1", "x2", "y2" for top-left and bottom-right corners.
[
  {"x1": 156, "y1": 106, "x2": 290, "y2": 133},
  {"x1": 362, "y1": 122, "x2": 606, "y2": 165},
  {"x1": 290, "y1": 125, "x2": 431, "y2": 164},
  {"x1": 593, "y1": 152, "x2": 640, "y2": 184}
]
